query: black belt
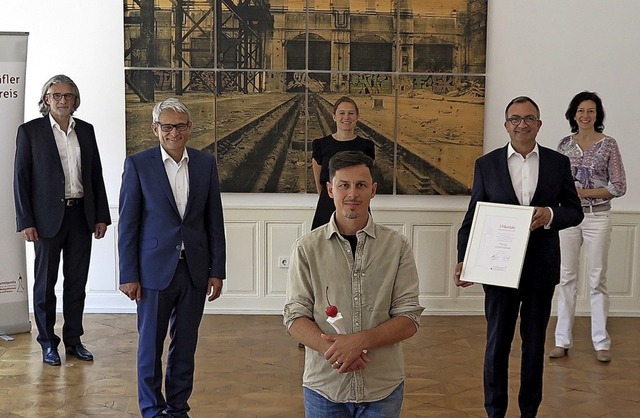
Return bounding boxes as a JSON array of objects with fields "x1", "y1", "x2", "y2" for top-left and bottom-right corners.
[{"x1": 65, "y1": 198, "x2": 83, "y2": 207}]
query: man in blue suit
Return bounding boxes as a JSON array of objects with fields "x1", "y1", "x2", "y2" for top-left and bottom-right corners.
[
  {"x1": 118, "y1": 98, "x2": 226, "y2": 418},
  {"x1": 14, "y1": 74, "x2": 111, "y2": 366},
  {"x1": 454, "y1": 96, "x2": 584, "y2": 418}
]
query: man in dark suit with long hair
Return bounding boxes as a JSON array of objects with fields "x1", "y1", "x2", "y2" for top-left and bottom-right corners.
[
  {"x1": 14, "y1": 74, "x2": 111, "y2": 366},
  {"x1": 454, "y1": 96, "x2": 584, "y2": 418}
]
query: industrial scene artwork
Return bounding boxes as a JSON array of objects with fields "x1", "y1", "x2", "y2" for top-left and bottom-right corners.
[{"x1": 124, "y1": 0, "x2": 487, "y2": 194}]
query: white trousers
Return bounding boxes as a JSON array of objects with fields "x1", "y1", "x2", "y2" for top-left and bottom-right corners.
[{"x1": 555, "y1": 211, "x2": 612, "y2": 351}]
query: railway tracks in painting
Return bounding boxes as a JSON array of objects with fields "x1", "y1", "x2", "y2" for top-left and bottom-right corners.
[{"x1": 207, "y1": 93, "x2": 467, "y2": 195}]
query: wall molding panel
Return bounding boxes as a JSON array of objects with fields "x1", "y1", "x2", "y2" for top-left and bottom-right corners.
[{"x1": 26, "y1": 206, "x2": 640, "y2": 317}]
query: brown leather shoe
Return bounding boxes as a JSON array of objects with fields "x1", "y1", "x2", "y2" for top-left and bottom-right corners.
[
  {"x1": 596, "y1": 350, "x2": 611, "y2": 362},
  {"x1": 549, "y1": 346, "x2": 567, "y2": 358}
]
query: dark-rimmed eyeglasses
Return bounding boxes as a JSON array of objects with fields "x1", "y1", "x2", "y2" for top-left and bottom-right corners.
[
  {"x1": 155, "y1": 122, "x2": 190, "y2": 132},
  {"x1": 48, "y1": 93, "x2": 76, "y2": 102},
  {"x1": 506, "y1": 115, "x2": 539, "y2": 126}
]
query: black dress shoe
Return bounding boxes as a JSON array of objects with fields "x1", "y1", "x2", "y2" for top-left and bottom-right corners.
[
  {"x1": 66, "y1": 343, "x2": 94, "y2": 361},
  {"x1": 43, "y1": 347, "x2": 61, "y2": 366}
]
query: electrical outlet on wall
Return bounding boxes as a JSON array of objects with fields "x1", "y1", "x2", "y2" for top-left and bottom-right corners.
[{"x1": 278, "y1": 256, "x2": 290, "y2": 269}]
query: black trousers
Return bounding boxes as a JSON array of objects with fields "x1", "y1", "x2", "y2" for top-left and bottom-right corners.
[
  {"x1": 483, "y1": 283, "x2": 556, "y2": 418},
  {"x1": 33, "y1": 204, "x2": 92, "y2": 349}
]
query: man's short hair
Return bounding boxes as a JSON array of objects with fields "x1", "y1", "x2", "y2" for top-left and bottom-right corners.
[
  {"x1": 152, "y1": 98, "x2": 191, "y2": 122},
  {"x1": 328, "y1": 151, "x2": 374, "y2": 182},
  {"x1": 504, "y1": 96, "x2": 540, "y2": 119}
]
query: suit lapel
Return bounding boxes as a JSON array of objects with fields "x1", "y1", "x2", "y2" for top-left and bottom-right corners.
[
  {"x1": 530, "y1": 146, "x2": 547, "y2": 205},
  {"x1": 497, "y1": 145, "x2": 521, "y2": 205},
  {"x1": 39, "y1": 117, "x2": 65, "y2": 175},
  {"x1": 184, "y1": 148, "x2": 201, "y2": 217},
  {"x1": 150, "y1": 146, "x2": 181, "y2": 216},
  {"x1": 74, "y1": 120, "x2": 92, "y2": 187}
]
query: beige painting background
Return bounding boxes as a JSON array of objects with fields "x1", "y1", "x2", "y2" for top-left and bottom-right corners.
[{"x1": 124, "y1": 0, "x2": 486, "y2": 194}]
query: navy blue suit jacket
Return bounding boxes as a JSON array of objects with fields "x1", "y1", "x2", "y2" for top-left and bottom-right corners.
[
  {"x1": 457, "y1": 144, "x2": 583, "y2": 289},
  {"x1": 118, "y1": 146, "x2": 226, "y2": 290},
  {"x1": 13, "y1": 116, "x2": 111, "y2": 237}
]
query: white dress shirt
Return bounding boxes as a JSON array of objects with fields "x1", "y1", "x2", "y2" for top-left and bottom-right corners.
[
  {"x1": 507, "y1": 142, "x2": 539, "y2": 206},
  {"x1": 50, "y1": 114, "x2": 83, "y2": 198},
  {"x1": 160, "y1": 146, "x2": 190, "y2": 220},
  {"x1": 506, "y1": 142, "x2": 553, "y2": 227}
]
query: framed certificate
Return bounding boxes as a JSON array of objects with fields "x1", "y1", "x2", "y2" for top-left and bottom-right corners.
[{"x1": 460, "y1": 202, "x2": 535, "y2": 288}]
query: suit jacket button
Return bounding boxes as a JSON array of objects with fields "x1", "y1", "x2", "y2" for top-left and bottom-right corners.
[{"x1": 175, "y1": 245, "x2": 181, "y2": 251}]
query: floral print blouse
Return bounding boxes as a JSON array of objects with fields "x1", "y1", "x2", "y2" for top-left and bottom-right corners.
[{"x1": 557, "y1": 135, "x2": 626, "y2": 207}]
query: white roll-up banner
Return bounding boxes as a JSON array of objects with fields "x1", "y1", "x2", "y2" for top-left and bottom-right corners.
[{"x1": 0, "y1": 32, "x2": 31, "y2": 335}]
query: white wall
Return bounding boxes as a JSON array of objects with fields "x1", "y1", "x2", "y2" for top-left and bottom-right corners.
[
  {"x1": 4, "y1": 0, "x2": 638, "y2": 208},
  {"x1": 4, "y1": 0, "x2": 639, "y2": 315},
  {"x1": 484, "y1": 1, "x2": 638, "y2": 211},
  {"x1": 4, "y1": 1, "x2": 126, "y2": 204}
]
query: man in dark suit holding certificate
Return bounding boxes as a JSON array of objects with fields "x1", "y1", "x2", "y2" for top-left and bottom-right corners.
[{"x1": 454, "y1": 96, "x2": 583, "y2": 418}]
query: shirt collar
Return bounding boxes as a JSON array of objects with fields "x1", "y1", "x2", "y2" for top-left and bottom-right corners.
[
  {"x1": 325, "y1": 212, "x2": 376, "y2": 240},
  {"x1": 48, "y1": 113, "x2": 75, "y2": 132},
  {"x1": 507, "y1": 141, "x2": 539, "y2": 160},
  {"x1": 160, "y1": 145, "x2": 189, "y2": 165}
]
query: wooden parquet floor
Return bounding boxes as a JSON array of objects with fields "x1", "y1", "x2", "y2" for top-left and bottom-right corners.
[{"x1": 1, "y1": 314, "x2": 639, "y2": 417}]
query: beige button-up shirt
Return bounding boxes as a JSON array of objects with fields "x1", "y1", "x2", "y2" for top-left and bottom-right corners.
[{"x1": 284, "y1": 214, "x2": 424, "y2": 403}]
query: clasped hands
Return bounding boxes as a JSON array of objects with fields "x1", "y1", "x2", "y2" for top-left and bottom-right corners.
[{"x1": 322, "y1": 333, "x2": 370, "y2": 373}]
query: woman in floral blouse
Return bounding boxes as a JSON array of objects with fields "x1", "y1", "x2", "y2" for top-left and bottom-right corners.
[{"x1": 550, "y1": 91, "x2": 626, "y2": 363}]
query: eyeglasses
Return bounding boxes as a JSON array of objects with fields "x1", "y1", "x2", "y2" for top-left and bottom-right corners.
[
  {"x1": 48, "y1": 93, "x2": 76, "y2": 102},
  {"x1": 507, "y1": 115, "x2": 539, "y2": 126},
  {"x1": 155, "y1": 122, "x2": 190, "y2": 132}
]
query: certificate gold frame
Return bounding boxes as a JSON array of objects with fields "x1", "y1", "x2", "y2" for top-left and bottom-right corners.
[{"x1": 460, "y1": 202, "x2": 535, "y2": 288}]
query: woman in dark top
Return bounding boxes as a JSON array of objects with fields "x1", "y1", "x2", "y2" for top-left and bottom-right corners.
[{"x1": 311, "y1": 96, "x2": 375, "y2": 229}]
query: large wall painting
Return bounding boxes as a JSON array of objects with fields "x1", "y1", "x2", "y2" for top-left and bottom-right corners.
[{"x1": 124, "y1": 0, "x2": 487, "y2": 194}]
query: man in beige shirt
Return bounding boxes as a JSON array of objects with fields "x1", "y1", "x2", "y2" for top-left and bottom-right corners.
[{"x1": 284, "y1": 151, "x2": 424, "y2": 417}]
